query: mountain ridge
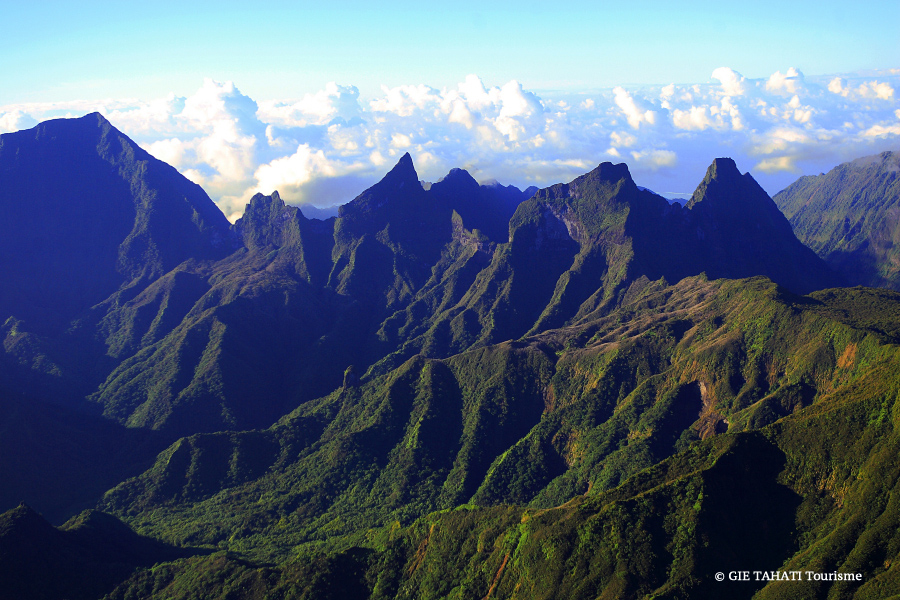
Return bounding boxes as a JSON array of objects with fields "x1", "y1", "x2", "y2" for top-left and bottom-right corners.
[
  {"x1": 0, "y1": 114, "x2": 841, "y2": 441},
  {"x1": 2, "y1": 113, "x2": 897, "y2": 599}
]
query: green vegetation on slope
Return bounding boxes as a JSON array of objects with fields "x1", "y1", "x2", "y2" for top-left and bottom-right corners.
[
  {"x1": 774, "y1": 149, "x2": 900, "y2": 289},
  {"x1": 87, "y1": 277, "x2": 900, "y2": 598}
]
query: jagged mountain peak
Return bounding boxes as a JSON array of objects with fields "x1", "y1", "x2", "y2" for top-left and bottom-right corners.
[
  {"x1": 693, "y1": 157, "x2": 743, "y2": 196},
  {"x1": 2, "y1": 112, "x2": 232, "y2": 239},
  {"x1": 4, "y1": 114, "x2": 893, "y2": 600},
  {"x1": 81, "y1": 111, "x2": 115, "y2": 131},
  {"x1": 433, "y1": 167, "x2": 479, "y2": 191},
  {"x1": 37, "y1": 110, "x2": 109, "y2": 132},
  {"x1": 19, "y1": 112, "x2": 148, "y2": 169},
  {"x1": 251, "y1": 189, "x2": 283, "y2": 205},
  {"x1": 575, "y1": 161, "x2": 640, "y2": 200},
  {"x1": 672, "y1": 157, "x2": 839, "y2": 293},
  {"x1": 686, "y1": 157, "x2": 775, "y2": 217},
  {"x1": 588, "y1": 160, "x2": 634, "y2": 183},
  {"x1": 234, "y1": 190, "x2": 312, "y2": 251},
  {"x1": 430, "y1": 168, "x2": 480, "y2": 201},
  {"x1": 243, "y1": 190, "x2": 291, "y2": 216},
  {"x1": 534, "y1": 161, "x2": 636, "y2": 204},
  {"x1": 850, "y1": 148, "x2": 899, "y2": 171},
  {"x1": 380, "y1": 151, "x2": 419, "y2": 188},
  {"x1": 686, "y1": 157, "x2": 768, "y2": 210},
  {"x1": 83, "y1": 110, "x2": 109, "y2": 123},
  {"x1": 707, "y1": 156, "x2": 741, "y2": 178},
  {"x1": 441, "y1": 166, "x2": 476, "y2": 182},
  {"x1": 339, "y1": 152, "x2": 423, "y2": 219},
  {"x1": 574, "y1": 161, "x2": 636, "y2": 192},
  {"x1": 7, "y1": 111, "x2": 115, "y2": 159}
]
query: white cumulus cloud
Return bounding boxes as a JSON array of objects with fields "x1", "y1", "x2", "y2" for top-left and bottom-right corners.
[
  {"x1": 258, "y1": 83, "x2": 361, "y2": 128},
  {"x1": 631, "y1": 149, "x2": 677, "y2": 170},
  {"x1": 613, "y1": 87, "x2": 657, "y2": 129},
  {"x1": 672, "y1": 106, "x2": 714, "y2": 131},
  {"x1": 0, "y1": 110, "x2": 37, "y2": 133},
  {"x1": 712, "y1": 67, "x2": 747, "y2": 97},
  {"x1": 755, "y1": 156, "x2": 800, "y2": 173},
  {"x1": 2, "y1": 68, "x2": 899, "y2": 216},
  {"x1": 766, "y1": 67, "x2": 805, "y2": 94}
]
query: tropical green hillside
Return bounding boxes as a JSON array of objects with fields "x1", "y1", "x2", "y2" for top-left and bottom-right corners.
[{"x1": 88, "y1": 276, "x2": 900, "y2": 599}]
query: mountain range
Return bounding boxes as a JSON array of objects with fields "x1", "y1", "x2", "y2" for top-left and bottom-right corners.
[{"x1": 1, "y1": 113, "x2": 898, "y2": 599}]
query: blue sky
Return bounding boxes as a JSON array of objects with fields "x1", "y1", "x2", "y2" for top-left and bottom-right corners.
[
  {"x1": 3, "y1": 0, "x2": 897, "y2": 102},
  {"x1": 1, "y1": 1, "x2": 898, "y2": 218}
]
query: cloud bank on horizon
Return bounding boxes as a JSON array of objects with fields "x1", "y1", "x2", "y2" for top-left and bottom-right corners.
[{"x1": 2, "y1": 67, "x2": 899, "y2": 221}]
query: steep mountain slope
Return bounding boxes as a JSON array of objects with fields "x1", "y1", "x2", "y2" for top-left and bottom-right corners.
[
  {"x1": 371, "y1": 158, "x2": 838, "y2": 375},
  {"x1": 95, "y1": 278, "x2": 900, "y2": 599},
  {"x1": 98, "y1": 278, "x2": 898, "y2": 554},
  {"x1": 87, "y1": 190, "x2": 345, "y2": 436},
  {"x1": 0, "y1": 116, "x2": 842, "y2": 519},
  {"x1": 0, "y1": 112, "x2": 233, "y2": 335},
  {"x1": 429, "y1": 168, "x2": 533, "y2": 243},
  {"x1": 87, "y1": 151, "x2": 836, "y2": 441},
  {"x1": 685, "y1": 157, "x2": 837, "y2": 290},
  {"x1": 0, "y1": 113, "x2": 236, "y2": 406},
  {"x1": 0, "y1": 114, "x2": 834, "y2": 441},
  {"x1": 774, "y1": 149, "x2": 900, "y2": 289},
  {"x1": 0, "y1": 116, "x2": 538, "y2": 452},
  {"x1": 86, "y1": 158, "x2": 533, "y2": 436}
]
